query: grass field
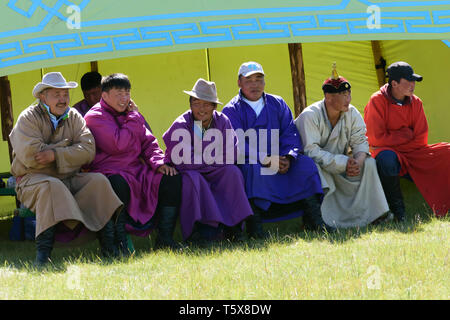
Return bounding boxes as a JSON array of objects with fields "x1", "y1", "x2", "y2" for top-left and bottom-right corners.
[{"x1": 0, "y1": 180, "x2": 448, "y2": 300}]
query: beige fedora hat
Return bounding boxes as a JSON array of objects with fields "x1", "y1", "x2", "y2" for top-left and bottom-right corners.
[
  {"x1": 183, "y1": 78, "x2": 222, "y2": 105},
  {"x1": 32, "y1": 72, "x2": 78, "y2": 98}
]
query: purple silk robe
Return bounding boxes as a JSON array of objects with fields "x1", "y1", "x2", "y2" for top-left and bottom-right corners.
[
  {"x1": 72, "y1": 99, "x2": 91, "y2": 117},
  {"x1": 85, "y1": 99, "x2": 164, "y2": 235},
  {"x1": 162, "y1": 110, "x2": 253, "y2": 240},
  {"x1": 222, "y1": 91, "x2": 323, "y2": 212}
]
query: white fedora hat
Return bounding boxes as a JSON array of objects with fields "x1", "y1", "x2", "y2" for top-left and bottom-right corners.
[
  {"x1": 32, "y1": 72, "x2": 78, "y2": 98},
  {"x1": 183, "y1": 78, "x2": 222, "y2": 105}
]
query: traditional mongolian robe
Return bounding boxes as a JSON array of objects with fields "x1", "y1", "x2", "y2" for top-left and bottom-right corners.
[
  {"x1": 295, "y1": 100, "x2": 388, "y2": 227},
  {"x1": 72, "y1": 99, "x2": 90, "y2": 117},
  {"x1": 9, "y1": 103, "x2": 123, "y2": 239},
  {"x1": 222, "y1": 91, "x2": 323, "y2": 214},
  {"x1": 85, "y1": 99, "x2": 165, "y2": 235},
  {"x1": 162, "y1": 110, "x2": 253, "y2": 240},
  {"x1": 364, "y1": 84, "x2": 450, "y2": 216}
]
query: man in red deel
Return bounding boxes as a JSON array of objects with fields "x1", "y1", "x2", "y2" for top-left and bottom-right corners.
[{"x1": 364, "y1": 61, "x2": 449, "y2": 221}]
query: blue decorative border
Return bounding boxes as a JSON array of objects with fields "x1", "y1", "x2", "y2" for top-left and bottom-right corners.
[
  {"x1": 2, "y1": 0, "x2": 90, "y2": 39},
  {"x1": 4, "y1": 0, "x2": 450, "y2": 39},
  {"x1": 1, "y1": 0, "x2": 449, "y2": 71}
]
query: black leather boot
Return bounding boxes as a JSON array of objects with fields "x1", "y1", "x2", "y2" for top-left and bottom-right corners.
[
  {"x1": 247, "y1": 204, "x2": 270, "y2": 239},
  {"x1": 185, "y1": 223, "x2": 210, "y2": 248},
  {"x1": 154, "y1": 206, "x2": 182, "y2": 250},
  {"x1": 379, "y1": 175, "x2": 405, "y2": 222},
  {"x1": 114, "y1": 209, "x2": 133, "y2": 257},
  {"x1": 224, "y1": 223, "x2": 247, "y2": 242},
  {"x1": 301, "y1": 195, "x2": 336, "y2": 233},
  {"x1": 98, "y1": 220, "x2": 119, "y2": 258},
  {"x1": 390, "y1": 199, "x2": 406, "y2": 223},
  {"x1": 35, "y1": 225, "x2": 56, "y2": 267}
]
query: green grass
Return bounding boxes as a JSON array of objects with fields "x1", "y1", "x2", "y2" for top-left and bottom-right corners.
[{"x1": 0, "y1": 180, "x2": 448, "y2": 300}]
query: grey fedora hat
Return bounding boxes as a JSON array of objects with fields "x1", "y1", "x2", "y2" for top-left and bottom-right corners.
[
  {"x1": 183, "y1": 78, "x2": 222, "y2": 104},
  {"x1": 32, "y1": 72, "x2": 78, "y2": 98}
]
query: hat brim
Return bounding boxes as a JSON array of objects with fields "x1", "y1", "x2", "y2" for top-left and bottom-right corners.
[
  {"x1": 322, "y1": 84, "x2": 352, "y2": 94},
  {"x1": 32, "y1": 81, "x2": 78, "y2": 98},
  {"x1": 408, "y1": 73, "x2": 423, "y2": 82},
  {"x1": 183, "y1": 90, "x2": 222, "y2": 105}
]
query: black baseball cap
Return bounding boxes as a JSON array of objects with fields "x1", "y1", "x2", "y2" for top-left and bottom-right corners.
[{"x1": 387, "y1": 61, "x2": 423, "y2": 82}]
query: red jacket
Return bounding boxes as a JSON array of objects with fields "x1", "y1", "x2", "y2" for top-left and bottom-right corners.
[{"x1": 364, "y1": 84, "x2": 449, "y2": 216}]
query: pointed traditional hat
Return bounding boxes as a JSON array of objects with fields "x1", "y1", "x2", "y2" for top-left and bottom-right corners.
[{"x1": 322, "y1": 63, "x2": 351, "y2": 93}]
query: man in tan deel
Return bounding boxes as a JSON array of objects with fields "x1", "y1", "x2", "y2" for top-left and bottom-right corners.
[{"x1": 9, "y1": 72, "x2": 123, "y2": 267}]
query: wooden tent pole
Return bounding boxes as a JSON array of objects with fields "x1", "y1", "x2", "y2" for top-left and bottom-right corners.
[
  {"x1": 205, "y1": 48, "x2": 211, "y2": 81},
  {"x1": 90, "y1": 61, "x2": 98, "y2": 73},
  {"x1": 371, "y1": 41, "x2": 387, "y2": 88},
  {"x1": 0, "y1": 76, "x2": 14, "y2": 164},
  {"x1": 288, "y1": 43, "x2": 307, "y2": 118}
]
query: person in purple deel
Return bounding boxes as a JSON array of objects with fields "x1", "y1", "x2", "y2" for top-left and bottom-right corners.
[
  {"x1": 84, "y1": 73, "x2": 182, "y2": 255},
  {"x1": 72, "y1": 71, "x2": 103, "y2": 117},
  {"x1": 222, "y1": 61, "x2": 336, "y2": 237},
  {"x1": 163, "y1": 78, "x2": 253, "y2": 244}
]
